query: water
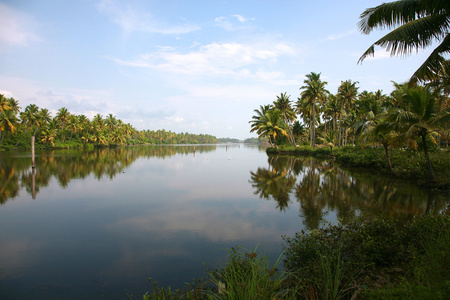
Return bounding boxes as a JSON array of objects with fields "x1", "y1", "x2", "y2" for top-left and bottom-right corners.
[{"x1": 0, "y1": 145, "x2": 447, "y2": 299}]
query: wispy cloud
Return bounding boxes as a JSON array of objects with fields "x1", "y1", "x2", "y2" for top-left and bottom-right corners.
[
  {"x1": 0, "y1": 3, "x2": 40, "y2": 50},
  {"x1": 96, "y1": 0, "x2": 200, "y2": 35},
  {"x1": 324, "y1": 29, "x2": 356, "y2": 41},
  {"x1": 215, "y1": 14, "x2": 255, "y2": 31},
  {"x1": 365, "y1": 49, "x2": 392, "y2": 61}
]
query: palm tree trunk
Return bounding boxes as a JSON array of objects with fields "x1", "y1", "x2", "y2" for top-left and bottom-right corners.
[
  {"x1": 311, "y1": 104, "x2": 316, "y2": 148},
  {"x1": 421, "y1": 134, "x2": 436, "y2": 182},
  {"x1": 383, "y1": 143, "x2": 393, "y2": 173},
  {"x1": 15, "y1": 129, "x2": 28, "y2": 146}
]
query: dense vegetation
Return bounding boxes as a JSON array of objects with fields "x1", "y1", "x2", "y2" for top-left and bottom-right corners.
[
  {"x1": 250, "y1": 75, "x2": 449, "y2": 183},
  {"x1": 0, "y1": 97, "x2": 220, "y2": 149}
]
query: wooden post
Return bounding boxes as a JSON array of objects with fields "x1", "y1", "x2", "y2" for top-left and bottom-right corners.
[{"x1": 31, "y1": 135, "x2": 36, "y2": 169}]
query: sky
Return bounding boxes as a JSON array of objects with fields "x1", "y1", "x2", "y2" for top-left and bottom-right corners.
[{"x1": 0, "y1": 0, "x2": 436, "y2": 140}]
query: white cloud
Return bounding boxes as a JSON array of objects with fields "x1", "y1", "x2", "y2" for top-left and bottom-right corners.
[
  {"x1": 113, "y1": 41, "x2": 295, "y2": 79},
  {"x1": 0, "y1": 3, "x2": 40, "y2": 50},
  {"x1": 233, "y1": 14, "x2": 254, "y2": 23},
  {"x1": 96, "y1": 0, "x2": 200, "y2": 35}
]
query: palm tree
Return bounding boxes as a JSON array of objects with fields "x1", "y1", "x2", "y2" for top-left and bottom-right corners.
[
  {"x1": 250, "y1": 107, "x2": 289, "y2": 148},
  {"x1": 55, "y1": 107, "x2": 70, "y2": 142},
  {"x1": 0, "y1": 94, "x2": 11, "y2": 113},
  {"x1": 324, "y1": 94, "x2": 342, "y2": 132},
  {"x1": 0, "y1": 109, "x2": 18, "y2": 146},
  {"x1": 299, "y1": 72, "x2": 329, "y2": 148},
  {"x1": 385, "y1": 85, "x2": 450, "y2": 181},
  {"x1": 318, "y1": 130, "x2": 337, "y2": 156},
  {"x1": 7, "y1": 97, "x2": 21, "y2": 115},
  {"x1": 16, "y1": 104, "x2": 41, "y2": 146},
  {"x1": 358, "y1": 0, "x2": 450, "y2": 82},
  {"x1": 273, "y1": 93, "x2": 297, "y2": 146},
  {"x1": 337, "y1": 80, "x2": 359, "y2": 146}
]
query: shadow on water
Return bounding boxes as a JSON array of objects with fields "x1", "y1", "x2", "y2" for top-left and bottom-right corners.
[{"x1": 249, "y1": 156, "x2": 447, "y2": 230}]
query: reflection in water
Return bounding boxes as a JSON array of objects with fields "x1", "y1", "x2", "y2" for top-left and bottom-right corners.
[
  {"x1": 249, "y1": 156, "x2": 447, "y2": 230},
  {"x1": 0, "y1": 145, "x2": 217, "y2": 204}
]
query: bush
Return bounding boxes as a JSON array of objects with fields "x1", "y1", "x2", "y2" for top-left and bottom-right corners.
[{"x1": 282, "y1": 213, "x2": 450, "y2": 299}]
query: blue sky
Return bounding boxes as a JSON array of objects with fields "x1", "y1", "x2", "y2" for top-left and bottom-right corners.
[{"x1": 0, "y1": 0, "x2": 434, "y2": 140}]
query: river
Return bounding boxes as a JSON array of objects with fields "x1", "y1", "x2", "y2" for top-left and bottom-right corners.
[{"x1": 0, "y1": 144, "x2": 446, "y2": 299}]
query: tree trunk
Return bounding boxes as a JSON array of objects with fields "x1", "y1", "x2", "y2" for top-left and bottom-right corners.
[
  {"x1": 421, "y1": 134, "x2": 435, "y2": 182},
  {"x1": 15, "y1": 129, "x2": 28, "y2": 147},
  {"x1": 383, "y1": 143, "x2": 393, "y2": 173},
  {"x1": 31, "y1": 135, "x2": 35, "y2": 169},
  {"x1": 311, "y1": 103, "x2": 316, "y2": 148}
]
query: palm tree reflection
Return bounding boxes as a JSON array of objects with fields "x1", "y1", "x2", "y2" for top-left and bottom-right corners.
[{"x1": 249, "y1": 156, "x2": 446, "y2": 230}]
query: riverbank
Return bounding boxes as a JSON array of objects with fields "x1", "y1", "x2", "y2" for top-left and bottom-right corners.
[
  {"x1": 266, "y1": 145, "x2": 450, "y2": 190},
  {"x1": 137, "y1": 212, "x2": 450, "y2": 299}
]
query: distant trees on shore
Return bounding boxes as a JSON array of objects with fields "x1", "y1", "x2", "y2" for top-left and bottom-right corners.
[{"x1": 0, "y1": 96, "x2": 218, "y2": 149}]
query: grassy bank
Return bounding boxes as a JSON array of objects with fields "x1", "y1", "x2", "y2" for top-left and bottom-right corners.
[
  {"x1": 267, "y1": 145, "x2": 450, "y2": 189},
  {"x1": 134, "y1": 212, "x2": 449, "y2": 299}
]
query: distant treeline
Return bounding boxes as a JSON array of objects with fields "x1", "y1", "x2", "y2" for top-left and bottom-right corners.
[{"x1": 0, "y1": 96, "x2": 254, "y2": 149}]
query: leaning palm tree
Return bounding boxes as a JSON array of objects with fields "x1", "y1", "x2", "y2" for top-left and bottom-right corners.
[
  {"x1": 249, "y1": 104, "x2": 272, "y2": 138},
  {"x1": 358, "y1": 0, "x2": 450, "y2": 82},
  {"x1": 299, "y1": 72, "x2": 329, "y2": 148},
  {"x1": 385, "y1": 85, "x2": 450, "y2": 181},
  {"x1": 251, "y1": 108, "x2": 289, "y2": 148}
]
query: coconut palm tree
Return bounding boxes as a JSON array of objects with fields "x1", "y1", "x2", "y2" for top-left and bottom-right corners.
[
  {"x1": 0, "y1": 94, "x2": 11, "y2": 113},
  {"x1": 358, "y1": 0, "x2": 450, "y2": 82},
  {"x1": 0, "y1": 109, "x2": 19, "y2": 146},
  {"x1": 385, "y1": 85, "x2": 450, "y2": 181},
  {"x1": 15, "y1": 104, "x2": 42, "y2": 147},
  {"x1": 250, "y1": 107, "x2": 289, "y2": 148},
  {"x1": 299, "y1": 72, "x2": 329, "y2": 148},
  {"x1": 273, "y1": 93, "x2": 297, "y2": 146},
  {"x1": 337, "y1": 80, "x2": 359, "y2": 146},
  {"x1": 55, "y1": 107, "x2": 70, "y2": 142},
  {"x1": 318, "y1": 130, "x2": 337, "y2": 156},
  {"x1": 7, "y1": 97, "x2": 21, "y2": 115}
]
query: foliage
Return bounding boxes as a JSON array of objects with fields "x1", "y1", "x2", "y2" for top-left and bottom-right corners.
[
  {"x1": 282, "y1": 213, "x2": 450, "y2": 299},
  {"x1": 207, "y1": 246, "x2": 299, "y2": 299},
  {"x1": 358, "y1": 0, "x2": 450, "y2": 83}
]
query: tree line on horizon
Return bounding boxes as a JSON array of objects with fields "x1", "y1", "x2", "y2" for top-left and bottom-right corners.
[{"x1": 0, "y1": 98, "x2": 219, "y2": 149}]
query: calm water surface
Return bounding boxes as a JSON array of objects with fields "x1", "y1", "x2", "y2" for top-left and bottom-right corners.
[{"x1": 0, "y1": 144, "x2": 447, "y2": 299}]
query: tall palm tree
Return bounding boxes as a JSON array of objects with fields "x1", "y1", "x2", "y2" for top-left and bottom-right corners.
[
  {"x1": 337, "y1": 80, "x2": 359, "y2": 146},
  {"x1": 56, "y1": 107, "x2": 70, "y2": 142},
  {"x1": 299, "y1": 72, "x2": 329, "y2": 148},
  {"x1": 385, "y1": 85, "x2": 450, "y2": 181},
  {"x1": 358, "y1": 0, "x2": 450, "y2": 82}
]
